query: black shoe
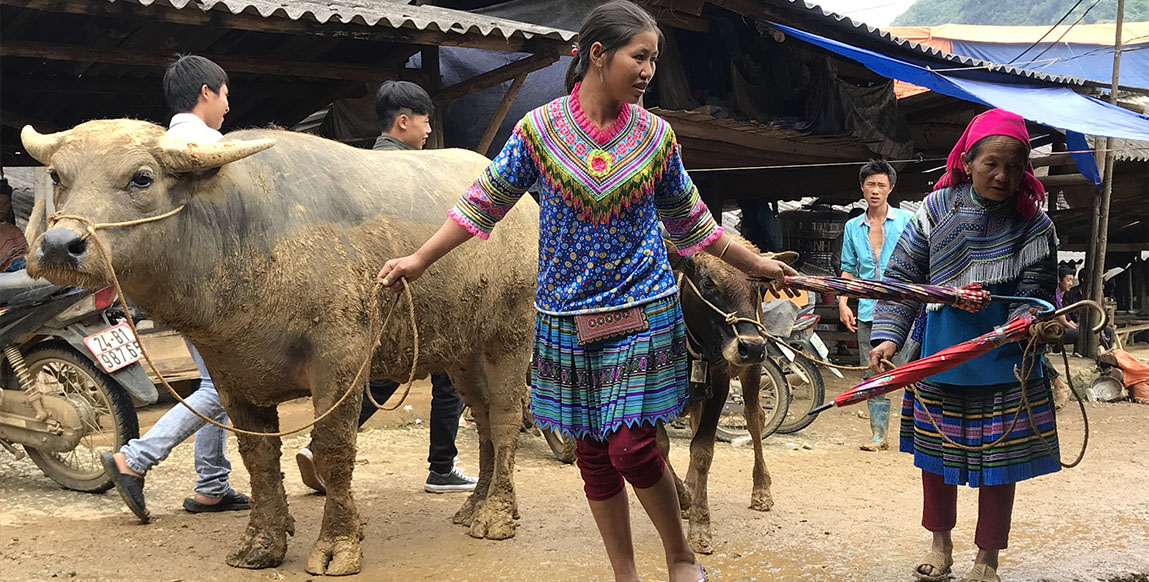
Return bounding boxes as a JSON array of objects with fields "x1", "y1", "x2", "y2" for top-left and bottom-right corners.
[
  {"x1": 424, "y1": 466, "x2": 478, "y2": 493},
  {"x1": 183, "y1": 490, "x2": 251, "y2": 513},
  {"x1": 101, "y1": 452, "x2": 149, "y2": 524}
]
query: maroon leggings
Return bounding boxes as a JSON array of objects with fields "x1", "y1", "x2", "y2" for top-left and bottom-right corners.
[
  {"x1": 922, "y1": 470, "x2": 1016, "y2": 550},
  {"x1": 575, "y1": 423, "x2": 665, "y2": 501}
]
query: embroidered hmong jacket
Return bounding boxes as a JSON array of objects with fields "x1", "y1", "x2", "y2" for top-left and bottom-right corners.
[
  {"x1": 871, "y1": 185, "x2": 1057, "y2": 352},
  {"x1": 450, "y1": 93, "x2": 722, "y2": 316}
]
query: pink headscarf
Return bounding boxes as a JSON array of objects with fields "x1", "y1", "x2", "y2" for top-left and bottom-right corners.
[{"x1": 934, "y1": 109, "x2": 1046, "y2": 218}]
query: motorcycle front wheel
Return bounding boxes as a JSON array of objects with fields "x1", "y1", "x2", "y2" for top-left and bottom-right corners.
[
  {"x1": 715, "y1": 358, "x2": 790, "y2": 443},
  {"x1": 775, "y1": 355, "x2": 826, "y2": 434},
  {"x1": 20, "y1": 343, "x2": 140, "y2": 492}
]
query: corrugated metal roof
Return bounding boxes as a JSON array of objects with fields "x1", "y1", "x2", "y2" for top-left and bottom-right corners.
[
  {"x1": 118, "y1": 0, "x2": 578, "y2": 45},
  {"x1": 759, "y1": 0, "x2": 1093, "y2": 87}
]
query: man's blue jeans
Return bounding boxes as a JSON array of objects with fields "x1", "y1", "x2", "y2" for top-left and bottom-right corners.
[{"x1": 118, "y1": 341, "x2": 233, "y2": 497}]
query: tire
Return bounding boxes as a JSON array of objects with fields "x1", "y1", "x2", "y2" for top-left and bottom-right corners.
[
  {"x1": 540, "y1": 426, "x2": 576, "y2": 464},
  {"x1": 20, "y1": 342, "x2": 140, "y2": 493},
  {"x1": 715, "y1": 358, "x2": 791, "y2": 443},
  {"x1": 775, "y1": 355, "x2": 826, "y2": 434}
]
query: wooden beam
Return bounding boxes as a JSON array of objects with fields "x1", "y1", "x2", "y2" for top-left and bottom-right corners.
[
  {"x1": 2, "y1": 0, "x2": 570, "y2": 54},
  {"x1": 434, "y1": 53, "x2": 558, "y2": 104},
  {"x1": 1058, "y1": 242, "x2": 1149, "y2": 252},
  {"x1": 476, "y1": 72, "x2": 527, "y2": 156},
  {"x1": 1, "y1": 41, "x2": 394, "y2": 82},
  {"x1": 669, "y1": 117, "x2": 876, "y2": 162},
  {"x1": 424, "y1": 45, "x2": 444, "y2": 150}
]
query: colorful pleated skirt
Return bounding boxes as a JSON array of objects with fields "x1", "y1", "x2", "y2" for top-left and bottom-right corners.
[
  {"x1": 531, "y1": 296, "x2": 689, "y2": 441},
  {"x1": 900, "y1": 378, "x2": 1060, "y2": 487}
]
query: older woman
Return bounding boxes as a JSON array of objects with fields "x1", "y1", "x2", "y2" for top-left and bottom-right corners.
[{"x1": 869, "y1": 109, "x2": 1059, "y2": 582}]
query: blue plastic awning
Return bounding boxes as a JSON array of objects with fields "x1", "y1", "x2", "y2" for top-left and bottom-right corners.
[{"x1": 772, "y1": 23, "x2": 1149, "y2": 142}]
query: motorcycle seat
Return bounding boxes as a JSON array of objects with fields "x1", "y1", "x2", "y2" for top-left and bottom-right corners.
[{"x1": 0, "y1": 270, "x2": 63, "y2": 307}]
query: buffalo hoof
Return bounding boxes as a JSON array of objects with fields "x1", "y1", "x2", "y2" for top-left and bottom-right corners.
[
  {"x1": 687, "y1": 527, "x2": 714, "y2": 555},
  {"x1": 468, "y1": 500, "x2": 516, "y2": 540},
  {"x1": 452, "y1": 494, "x2": 480, "y2": 527},
  {"x1": 306, "y1": 536, "x2": 362, "y2": 576},
  {"x1": 749, "y1": 490, "x2": 775, "y2": 512},
  {"x1": 226, "y1": 527, "x2": 288, "y2": 569}
]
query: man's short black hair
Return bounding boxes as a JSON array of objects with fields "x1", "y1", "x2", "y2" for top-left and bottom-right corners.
[
  {"x1": 859, "y1": 159, "x2": 897, "y2": 188},
  {"x1": 375, "y1": 81, "x2": 434, "y2": 133},
  {"x1": 163, "y1": 55, "x2": 228, "y2": 114}
]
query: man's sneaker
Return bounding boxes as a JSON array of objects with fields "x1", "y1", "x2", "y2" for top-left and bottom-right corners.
[
  {"x1": 296, "y1": 446, "x2": 326, "y2": 494},
  {"x1": 424, "y1": 466, "x2": 477, "y2": 493}
]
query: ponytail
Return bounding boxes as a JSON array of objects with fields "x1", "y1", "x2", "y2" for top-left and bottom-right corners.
[{"x1": 564, "y1": 49, "x2": 588, "y2": 94}]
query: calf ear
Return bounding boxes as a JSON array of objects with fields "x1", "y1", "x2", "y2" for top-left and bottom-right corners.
[
  {"x1": 762, "y1": 250, "x2": 800, "y2": 266},
  {"x1": 157, "y1": 136, "x2": 276, "y2": 173},
  {"x1": 663, "y1": 238, "x2": 685, "y2": 270}
]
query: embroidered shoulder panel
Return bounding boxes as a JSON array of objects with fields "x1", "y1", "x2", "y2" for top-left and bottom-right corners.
[{"x1": 517, "y1": 99, "x2": 674, "y2": 225}]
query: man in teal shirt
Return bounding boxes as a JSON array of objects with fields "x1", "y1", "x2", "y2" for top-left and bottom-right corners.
[{"x1": 838, "y1": 160, "x2": 913, "y2": 451}]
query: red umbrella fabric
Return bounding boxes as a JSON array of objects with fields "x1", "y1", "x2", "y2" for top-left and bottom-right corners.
[
  {"x1": 783, "y1": 276, "x2": 991, "y2": 312},
  {"x1": 809, "y1": 315, "x2": 1036, "y2": 413}
]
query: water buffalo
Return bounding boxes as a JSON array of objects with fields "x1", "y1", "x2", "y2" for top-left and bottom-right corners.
[
  {"x1": 660, "y1": 238, "x2": 792, "y2": 554},
  {"x1": 20, "y1": 120, "x2": 537, "y2": 575}
]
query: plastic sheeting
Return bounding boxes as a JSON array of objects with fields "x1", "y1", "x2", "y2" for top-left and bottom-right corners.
[
  {"x1": 949, "y1": 40, "x2": 1149, "y2": 90},
  {"x1": 773, "y1": 23, "x2": 1149, "y2": 141}
]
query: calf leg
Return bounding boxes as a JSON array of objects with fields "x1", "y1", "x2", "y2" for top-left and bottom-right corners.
[
  {"x1": 305, "y1": 367, "x2": 365, "y2": 576},
  {"x1": 464, "y1": 352, "x2": 525, "y2": 540},
  {"x1": 655, "y1": 422, "x2": 691, "y2": 512},
  {"x1": 685, "y1": 370, "x2": 729, "y2": 555},
  {"x1": 225, "y1": 398, "x2": 295, "y2": 570},
  {"x1": 740, "y1": 366, "x2": 774, "y2": 512}
]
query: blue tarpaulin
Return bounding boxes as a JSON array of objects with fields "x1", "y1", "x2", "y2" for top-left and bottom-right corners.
[
  {"x1": 949, "y1": 40, "x2": 1149, "y2": 91},
  {"x1": 1065, "y1": 131, "x2": 1101, "y2": 185},
  {"x1": 772, "y1": 23, "x2": 1149, "y2": 142}
]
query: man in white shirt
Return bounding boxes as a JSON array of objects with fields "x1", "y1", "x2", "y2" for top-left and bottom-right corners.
[{"x1": 102, "y1": 55, "x2": 249, "y2": 523}]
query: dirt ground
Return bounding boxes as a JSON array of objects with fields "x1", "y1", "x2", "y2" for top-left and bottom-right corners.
[{"x1": 2, "y1": 369, "x2": 1147, "y2": 582}]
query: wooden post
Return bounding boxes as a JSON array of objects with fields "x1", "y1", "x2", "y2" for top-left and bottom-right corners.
[
  {"x1": 476, "y1": 72, "x2": 527, "y2": 156},
  {"x1": 423, "y1": 46, "x2": 443, "y2": 150},
  {"x1": 1079, "y1": 0, "x2": 1124, "y2": 357}
]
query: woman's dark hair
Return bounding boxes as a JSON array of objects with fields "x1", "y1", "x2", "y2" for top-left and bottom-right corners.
[
  {"x1": 163, "y1": 55, "x2": 229, "y2": 114},
  {"x1": 375, "y1": 80, "x2": 435, "y2": 133},
  {"x1": 565, "y1": 0, "x2": 663, "y2": 94}
]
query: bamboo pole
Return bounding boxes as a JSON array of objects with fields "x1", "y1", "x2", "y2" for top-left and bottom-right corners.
[{"x1": 1079, "y1": 0, "x2": 1125, "y2": 357}]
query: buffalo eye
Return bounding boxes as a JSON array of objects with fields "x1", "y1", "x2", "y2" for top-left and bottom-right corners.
[
  {"x1": 129, "y1": 171, "x2": 154, "y2": 189},
  {"x1": 48, "y1": 169, "x2": 61, "y2": 186}
]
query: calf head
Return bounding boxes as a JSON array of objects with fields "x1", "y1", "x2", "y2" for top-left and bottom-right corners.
[
  {"x1": 20, "y1": 119, "x2": 273, "y2": 288},
  {"x1": 665, "y1": 238, "x2": 768, "y2": 367}
]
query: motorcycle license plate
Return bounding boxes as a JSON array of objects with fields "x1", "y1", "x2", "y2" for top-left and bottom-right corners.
[
  {"x1": 83, "y1": 322, "x2": 143, "y2": 373},
  {"x1": 810, "y1": 333, "x2": 829, "y2": 360}
]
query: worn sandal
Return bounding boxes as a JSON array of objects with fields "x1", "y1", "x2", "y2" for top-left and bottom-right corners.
[
  {"x1": 913, "y1": 549, "x2": 954, "y2": 582},
  {"x1": 183, "y1": 490, "x2": 251, "y2": 513},
  {"x1": 961, "y1": 563, "x2": 1001, "y2": 582},
  {"x1": 101, "y1": 451, "x2": 150, "y2": 524}
]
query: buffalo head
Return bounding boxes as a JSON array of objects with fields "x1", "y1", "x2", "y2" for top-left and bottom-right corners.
[{"x1": 20, "y1": 120, "x2": 273, "y2": 287}]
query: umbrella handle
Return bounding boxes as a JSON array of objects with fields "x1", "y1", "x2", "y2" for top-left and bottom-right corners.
[
  {"x1": 989, "y1": 295, "x2": 1055, "y2": 317},
  {"x1": 1049, "y1": 299, "x2": 1108, "y2": 333}
]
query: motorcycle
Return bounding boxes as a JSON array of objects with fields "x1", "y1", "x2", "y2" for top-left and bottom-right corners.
[
  {"x1": 0, "y1": 271, "x2": 158, "y2": 492},
  {"x1": 768, "y1": 302, "x2": 833, "y2": 434}
]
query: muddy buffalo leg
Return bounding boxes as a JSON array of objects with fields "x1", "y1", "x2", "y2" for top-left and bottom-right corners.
[
  {"x1": 465, "y1": 352, "x2": 525, "y2": 540},
  {"x1": 225, "y1": 398, "x2": 294, "y2": 570},
  {"x1": 305, "y1": 364, "x2": 365, "y2": 576},
  {"x1": 448, "y1": 353, "x2": 492, "y2": 528},
  {"x1": 685, "y1": 369, "x2": 730, "y2": 555},
  {"x1": 740, "y1": 366, "x2": 774, "y2": 512}
]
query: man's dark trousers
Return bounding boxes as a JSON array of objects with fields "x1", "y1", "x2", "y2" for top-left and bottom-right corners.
[{"x1": 359, "y1": 373, "x2": 462, "y2": 474}]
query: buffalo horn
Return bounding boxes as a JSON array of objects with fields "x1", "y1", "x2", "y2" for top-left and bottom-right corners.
[
  {"x1": 20, "y1": 126, "x2": 68, "y2": 164},
  {"x1": 158, "y1": 136, "x2": 276, "y2": 173}
]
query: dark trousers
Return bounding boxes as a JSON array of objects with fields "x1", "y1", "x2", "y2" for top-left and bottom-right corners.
[{"x1": 359, "y1": 373, "x2": 462, "y2": 474}]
